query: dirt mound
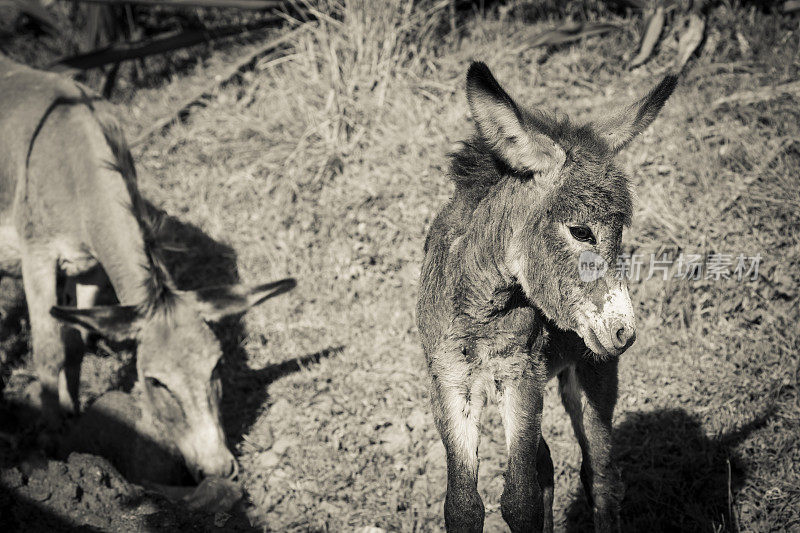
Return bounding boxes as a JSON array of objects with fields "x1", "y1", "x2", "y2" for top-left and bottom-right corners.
[
  {"x1": 59, "y1": 390, "x2": 193, "y2": 486},
  {"x1": 0, "y1": 451, "x2": 254, "y2": 531},
  {"x1": 0, "y1": 388, "x2": 254, "y2": 532},
  {"x1": 2, "y1": 452, "x2": 154, "y2": 530}
]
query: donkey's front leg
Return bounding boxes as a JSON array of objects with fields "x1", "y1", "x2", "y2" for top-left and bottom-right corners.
[
  {"x1": 497, "y1": 371, "x2": 548, "y2": 532},
  {"x1": 58, "y1": 276, "x2": 103, "y2": 416},
  {"x1": 21, "y1": 249, "x2": 65, "y2": 427},
  {"x1": 537, "y1": 436, "x2": 554, "y2": 532},
  {"x1": 559, "y1": 361, "x2": 623, "y2": 533},
  {"x1": 430, "y1": 358, "x2": 486, "y2": 532}
]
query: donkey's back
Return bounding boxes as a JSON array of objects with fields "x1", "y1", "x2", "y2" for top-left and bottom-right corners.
[
  {"x1": 0, "y1": 54, "x2": 90, "y2": 214},
  {"x1": 0, "y1": 55, "x2": 142, "y2": 294}
]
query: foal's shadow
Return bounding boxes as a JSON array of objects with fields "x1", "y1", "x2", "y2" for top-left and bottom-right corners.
[{"x1": 564, "y1": 408, "x2": 770, "y2": 532}]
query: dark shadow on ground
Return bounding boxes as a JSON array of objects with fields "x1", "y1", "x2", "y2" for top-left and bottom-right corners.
[
  {"x1": 564, "y1": 408, "x2": 771, "y2": 533},
  {"x1": 0, "y1": 487, "x2": 103, "y2": 533},
  {"x1": 224, "y1": 345, "x2": 344, "y2": 444}
]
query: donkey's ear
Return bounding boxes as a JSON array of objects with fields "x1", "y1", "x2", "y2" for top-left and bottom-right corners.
[
  {"x1": 595, "y1": 75, "x2": 678, "y2": 153},
  {"x1": 466, "y1": 62, "x2": 564, "y2": 174},
  {"x1": 185, "y1": 278, "x2": 296, "y2": 322},
  {"x1": 50, "y1": 305, "x2": 142, "y2": 342}
]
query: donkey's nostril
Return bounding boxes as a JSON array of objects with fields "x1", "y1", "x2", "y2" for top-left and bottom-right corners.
[
  {"x1": 613, "y1": 324, "x2": 635, "y2": 349},
  {"x1": 227, "y1": 458, "x2": 239, "y2": 480}
]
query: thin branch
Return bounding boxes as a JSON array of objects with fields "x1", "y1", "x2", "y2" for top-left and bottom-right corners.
[
  {"x1": 48, "y1": 18, "x2": 287, "y2": 71},
  {"x1": 712, "y1": 80, "x2": 800, "y2": 109}
]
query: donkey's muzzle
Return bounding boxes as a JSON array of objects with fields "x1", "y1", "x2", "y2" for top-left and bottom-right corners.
[
  {"x1": 190, "y1": 446, "x2": 239, "y2": 482},
  {"x1": 197, "y1": 456, "x2": 238, "y2": 481}
]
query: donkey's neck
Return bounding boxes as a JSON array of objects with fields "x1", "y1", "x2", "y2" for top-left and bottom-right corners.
[
  {"x1": 84, "y1": 167, "x2": 170, "y2": 306},
  {"x1": 451, "y1": 189, "x2": 518, "y2": 322}
]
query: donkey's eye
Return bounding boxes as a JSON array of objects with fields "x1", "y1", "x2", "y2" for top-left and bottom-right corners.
[
  {"x1": 145, "y1": 377, "x2": 184, "y2": 423},
  {"x1": 145, "y1": 377, "x2": 168, "y2": 390},
  {"x1": 569, "y1": 226, "x2": 597, "y2": 245}
]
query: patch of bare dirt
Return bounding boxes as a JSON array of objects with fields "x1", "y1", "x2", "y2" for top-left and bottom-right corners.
[{"x1": 0, "y1": 449, "x2": 255, "y2": 531}]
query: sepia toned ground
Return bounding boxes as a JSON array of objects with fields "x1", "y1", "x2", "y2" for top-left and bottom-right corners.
[{"x1": 1, "y1": 2, "x2": 799, "y2": 531}]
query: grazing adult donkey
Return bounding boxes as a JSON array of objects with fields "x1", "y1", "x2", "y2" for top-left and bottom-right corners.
[
  {"x1": 417, "y1": 62, "x2": 676, "y2": 532},
  {"x1": 0, "y1": 55, "x2": 295, "y2": 480}
]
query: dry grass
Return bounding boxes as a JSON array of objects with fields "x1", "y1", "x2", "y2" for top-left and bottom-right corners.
[{"x1": 2, "y1": 1, "x2": 799, "y2": 531}]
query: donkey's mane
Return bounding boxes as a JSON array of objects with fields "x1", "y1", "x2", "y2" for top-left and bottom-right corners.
[
  {"x1": 92, "y1": 107, "x2": 178, "y2": 314},
  {"x1": 449, "y1": 110, "x2": 632, "y2": 225},
  {"x1": 22, "y1": 89, "x2": 177, "y2": 314},
  {"x1": 449, "y1": 137, "x2": 505, "y2": 207}
]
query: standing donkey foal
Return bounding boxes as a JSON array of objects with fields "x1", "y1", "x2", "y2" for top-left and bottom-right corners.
[
  {"x1": 0, "y1": 55, "x2": 295, "y2": 481},
  {"x1": 417, "y1": 62, "x2": 676, "y2": 532}
]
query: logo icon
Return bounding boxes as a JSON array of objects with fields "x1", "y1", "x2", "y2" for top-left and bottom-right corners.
[{"x1": 578, "y1": 250, "x2": 607, "y2": 282}]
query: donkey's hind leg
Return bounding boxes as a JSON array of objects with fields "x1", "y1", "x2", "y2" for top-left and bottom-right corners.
[
  {"x1": 429, "y1": 357, "x2": 486, "y2": 532},
  {"x1": 497, "y1": 372, "x2": 547, "y2": 532},
  {"x1": 559, "y1": 362, "x2": 623, "y2": 533},
  {"x1": 20, "y1": 248, "x2": 65, "y2": 428}
]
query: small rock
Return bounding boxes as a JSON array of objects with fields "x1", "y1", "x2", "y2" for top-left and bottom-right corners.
[
  {"x1": 380, "y1": 425, "x2": 411, "y2": 455},
  {"x1": 271, "y1": 437, "x2": 298, "y2": 456},
  {"x1": 765, "y1": 487, "x2": 784, "y2": 501},
  {"x1": 424, "y1": 441, "x2": 446, "y2": 468},
  {"x1": 25, "y1": 486, "x2": 52, "y2": 502},
  {"x1": 250, "y1": 424, "x2": 275, "y2": 451},
  {"x1": 319, "y1": 500, "x2": 339, "y2": 517},
  {"x1": 266, "y1": 468, "x2": 290, "y2": 491},
  {"x1": 0, "y1": 467, "x2": 24, "y2": 489},
  {"x1": 214, "y1": 511, "x2": 231, "y2": 527},
  {"x1": 269, "y1": 399, "x2": 292, "y2": 416},
  {"x1": 21, "y1": 469, "x2": 51, "y2": 502},
  {"x1": 184, "y1": 476, "x2": 242, "y2": 513},
  {"x1": 255, "y1": 451, "x2": 281, "y2": 470},
  {"x1": 405, "y1": 408, "x2": 427, "y2": 431},
  {"x1": 279, "y1": 498, "x2": 303, "y2": 523},
  {"x1": 358, "y1": 528, "x2": 386, "y2": 533}
]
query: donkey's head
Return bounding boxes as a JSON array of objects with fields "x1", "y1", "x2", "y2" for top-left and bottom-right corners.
[
  {"x1": 463, "y1": 62, "x2": 675, "y2": 358},
  {"x1": 50, "y1": 278, "x2": 296, "y2": 480}
]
